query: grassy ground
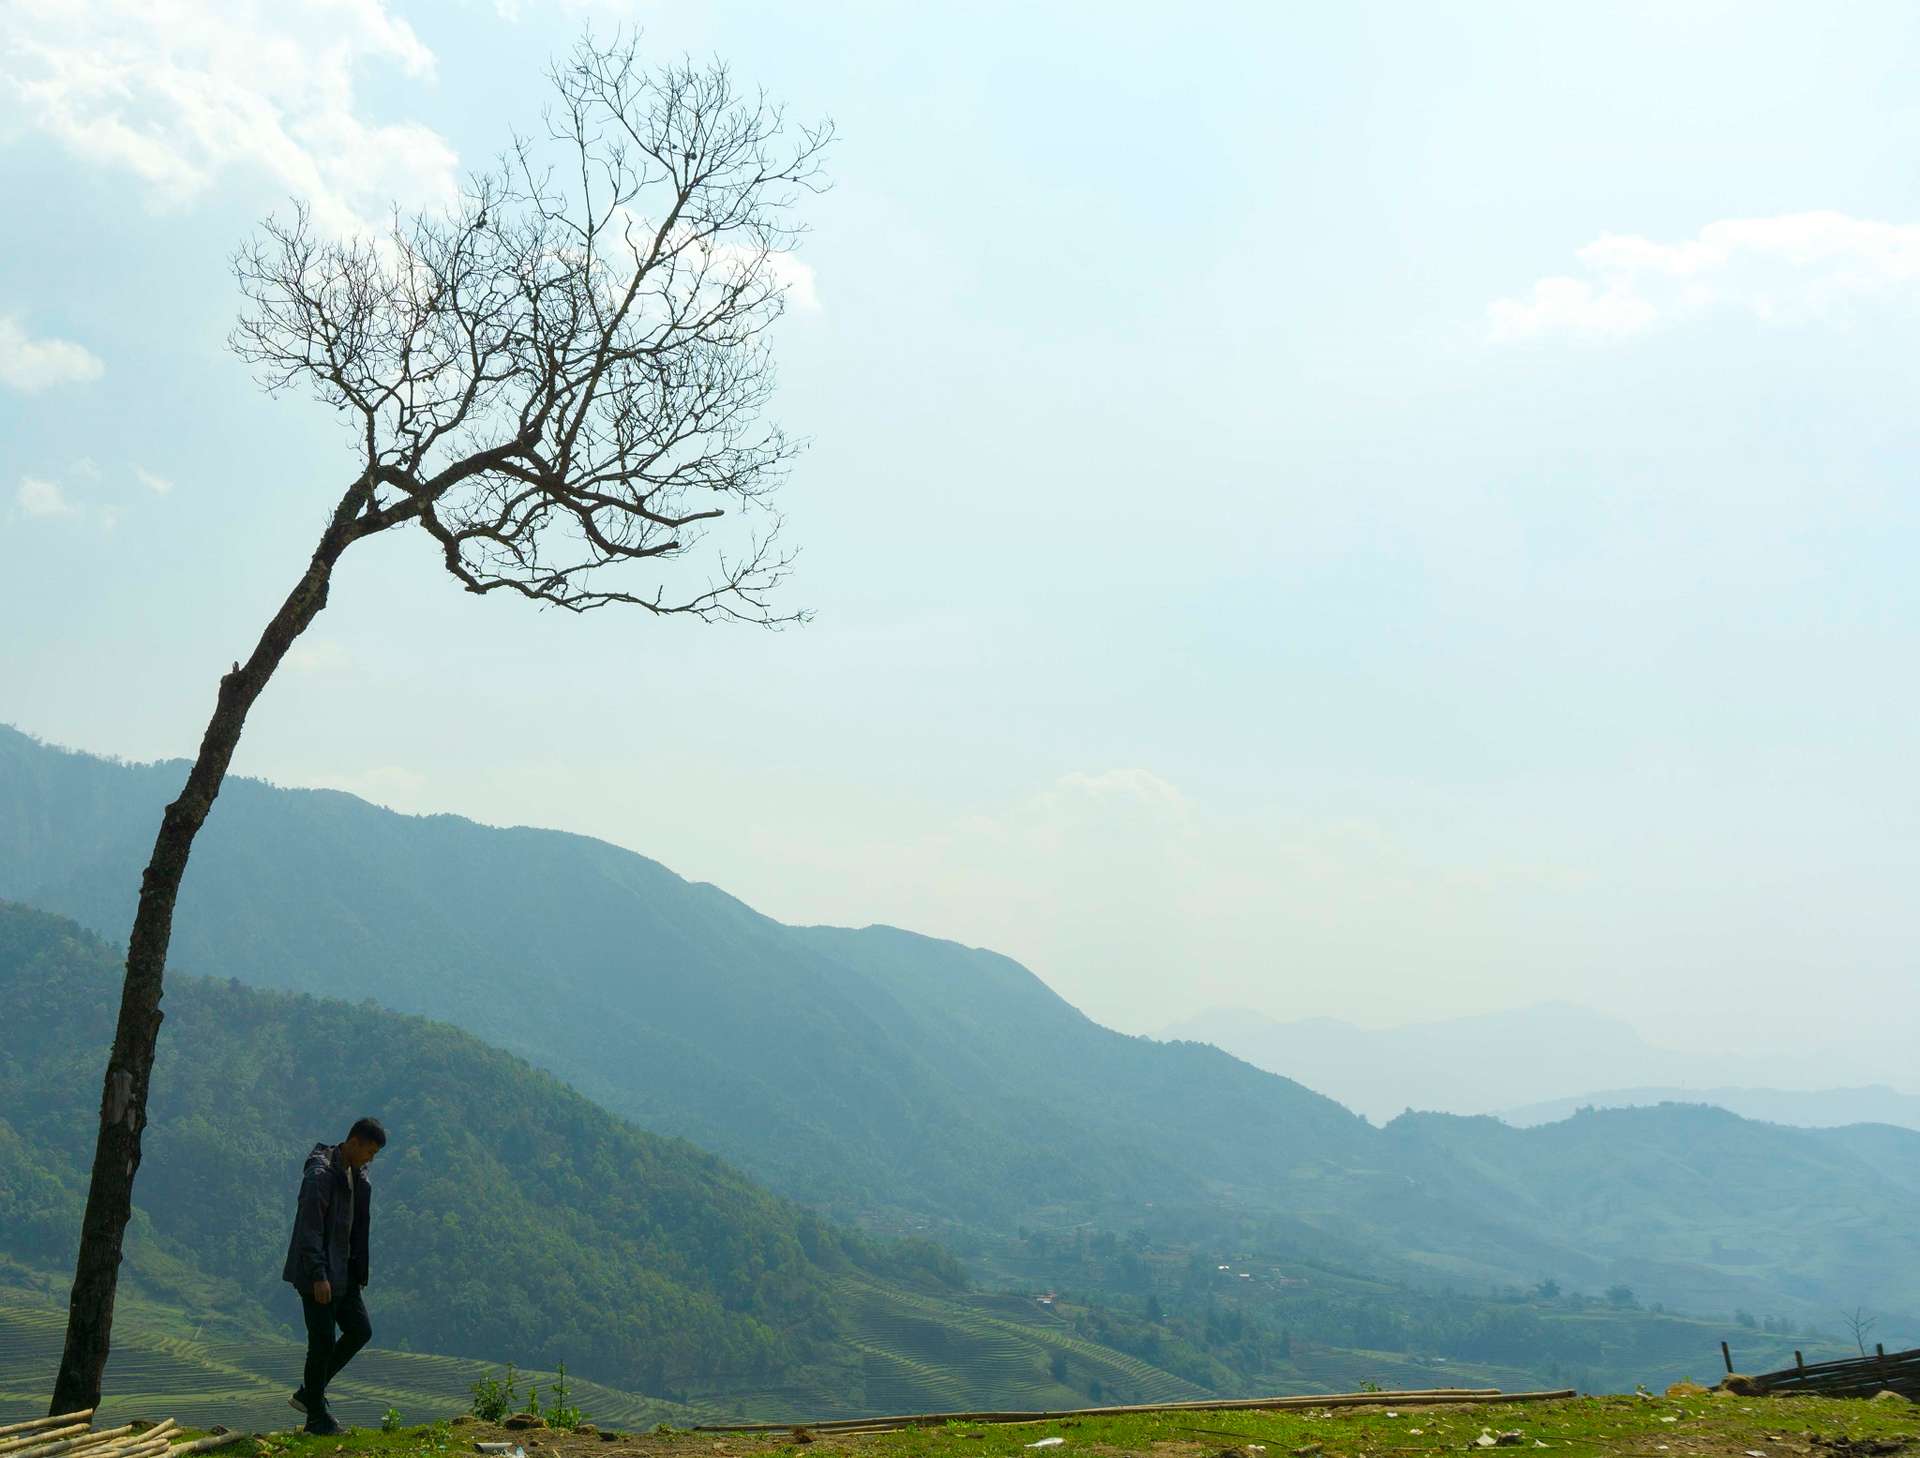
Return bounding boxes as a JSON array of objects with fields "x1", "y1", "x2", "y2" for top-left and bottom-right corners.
[
  {"x1": 0, "y1": 1284, "x2": 1887, "y2": 1439},
  {"x1": 0, "y1": 1297, "x2": 689, "y2": 1433},
  {"x1": 228, "y1": 1393, "x2": 1919, "y2": 1458}
]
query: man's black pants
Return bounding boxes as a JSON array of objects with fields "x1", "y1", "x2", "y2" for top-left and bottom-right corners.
[{"x1": 298, "y1": 1285, "x2": 372, "y2": 1417}]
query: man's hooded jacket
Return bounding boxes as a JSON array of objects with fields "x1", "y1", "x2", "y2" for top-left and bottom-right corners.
[{"x1": 282, "y1": 1142, "x2": 371, "y2": 1291}]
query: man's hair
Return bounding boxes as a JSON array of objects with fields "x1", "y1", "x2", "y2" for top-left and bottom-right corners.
[{"x1": 347, "y1": 1116, "x2": 388, "y2": 1149}]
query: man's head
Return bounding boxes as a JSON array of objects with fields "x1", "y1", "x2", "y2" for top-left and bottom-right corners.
[{"x1": 340, "y1": 1116, "x2": 387, "y2": 1170}]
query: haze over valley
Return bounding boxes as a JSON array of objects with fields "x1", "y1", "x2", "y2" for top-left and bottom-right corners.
[
  {"x1": 1160, "y1": 1006, "x2": 1920, "y2": 1129},
  {"x1": 3, "y1": 726, "x2": 1917, "y2": 1418}
]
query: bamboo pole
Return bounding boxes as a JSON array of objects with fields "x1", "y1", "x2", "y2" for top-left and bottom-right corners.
[
  {"x1": 695, "y1": 1386, "x2": 1576, "y2": 1433},
  {"x1": 712, "y1": 1387, "x2": 1502, "y2": 1432},
  {"x1": 29, "y1": 1421, "x2": 177, "y2": 1458},
  {"x1": 81, "y1": 1441, "x2": 168, "y2": 1458},
  {"x1": 750, "y1": 1387, "x2": 1506, "y2": 1432},
  {"x1": 76, "y1": 1431, "x2": 177, "y2": 1458},
  {"x1": 8, "y1": 1424, "x2": 139, "y2": 1458},
  {"x1": 0, "y1": 1425, "x2": 93, "y2": 1456},
  {"x1": 118, "y1": 1424, "x2": 177, "y2": 1448},
  {"x1": 97, "y1": 1429, "x2": 177, "y2": 1450},
  {"x1": 0, "y1": 1418, "x2": 94, "y2": 1444},
  {"x1": 83, "y1": 1440, "x2": 171, "y2": 1458},
  {"x1": 166, "y1": 1434, "x2": 249, "y2": 1457},
  {"x1": 7, "y1": 1439, "x2": 122, "y2": 1458}
]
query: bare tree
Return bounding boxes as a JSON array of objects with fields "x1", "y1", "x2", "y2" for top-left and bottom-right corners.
[
  {"x1": 1843, "y1": 1305, "x2": 1878, "y2": 1357},
  {"x1": 51, "y1": 33, "x2": 830, "y2": 1414}
]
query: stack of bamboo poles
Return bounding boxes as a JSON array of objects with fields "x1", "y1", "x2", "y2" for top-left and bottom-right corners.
[
  {"x1": 0, "y1": 1412, "x2": 246, "y2": 1458},
  {"x1": 695, "y1": 1384, "x2": 1580, "y2": 1434}
]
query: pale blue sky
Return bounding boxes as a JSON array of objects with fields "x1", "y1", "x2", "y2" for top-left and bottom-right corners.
[{"x1": 3, "y1": 1, "x2": 1917, "y2": 1082}]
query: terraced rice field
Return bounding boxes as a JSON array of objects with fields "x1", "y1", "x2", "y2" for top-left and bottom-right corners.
[
  {"x1": 0, "y1": 1296, "x2": 686, "y2": 1433},
  {"x1": 681, "y1": 1276, "x2": 1206, "y2": 1423},
  {"x1": 826, "y1": 1277, "x2": 1204, "y2": 1416},
  {"x1": 1270, "y1": 1344, "x2": 1534, "y2": 1396}
]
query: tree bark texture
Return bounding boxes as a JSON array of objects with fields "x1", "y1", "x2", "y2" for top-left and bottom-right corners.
[{"x1": 50, "y1": 530, "x2": 351, "y2": 1414}]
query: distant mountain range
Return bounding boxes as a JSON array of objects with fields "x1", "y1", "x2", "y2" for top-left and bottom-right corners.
[
  {"x1": 1158, "y1": 1004, "x2": 1920, "y2": 1128},
  {"x1": 5, "y1": 723, "x2": 1919, "y2": 1348}
]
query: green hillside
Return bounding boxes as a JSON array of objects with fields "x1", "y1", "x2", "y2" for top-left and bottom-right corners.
[
  {"x1": 1, "y1": 902, "x2": 1572, "y2": 1417},
  {"x1": 4, "y1": 727, "x2": 1918, "y2": 1342},
  {"x1": 0, "y1": 902, "x2": 1205, "y2": 1416},
  {"x1": 0, "y1": 1273, "x2": 1215, "y2": 1430},
  {"x1": 1379, "y1": 1108, "x2": 1920, "y2": 1320}
]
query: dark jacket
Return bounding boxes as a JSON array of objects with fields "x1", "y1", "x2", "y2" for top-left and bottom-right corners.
[{"x1": 281, "y1": 1142, "x2": 371, "y2": 1291}]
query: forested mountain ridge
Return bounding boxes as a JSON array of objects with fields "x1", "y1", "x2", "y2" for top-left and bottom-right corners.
[
  {"x1": 0, "y1": 901, "x2": 1206, "y2": 1415},
  {"x1": 1379, "y1": 1107, "x2": 1920, "y2": 1322},
  {"x1": 5, "y1": 723, "x2": 1920, "y2": 1341},
  {"x1": 0, "y1": 724, "x2": 1368, "y2": 1222},
  {"x1": 0, "y1": 903, "x2": 954, "y2": 1391}
]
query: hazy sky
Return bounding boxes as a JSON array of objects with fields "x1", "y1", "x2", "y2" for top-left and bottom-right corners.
[{"x1": 3, "y1": 1, "x2": 1917, "y2": 1082}]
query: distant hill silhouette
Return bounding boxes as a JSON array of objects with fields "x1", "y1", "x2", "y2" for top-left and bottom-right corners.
[
  {"x1": 1156, "y1": 1004, "x2": 1905, "y2": 1124},
  {"x1": 1501, "y1": 1085, "x2": 1920, "y2": 1132},
  {"x1": 6, "y1": 723, "x2": 1919, "y2": 1337}
]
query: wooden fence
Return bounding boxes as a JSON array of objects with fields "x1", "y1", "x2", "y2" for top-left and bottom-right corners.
[{"x1": 1734, "y1": 1344, "x2": 1920, "y2": 1400}]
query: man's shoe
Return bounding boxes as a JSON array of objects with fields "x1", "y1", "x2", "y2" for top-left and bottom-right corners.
[
  {"x1": 288, "y1": 1390, "x2": 308, "y2": 1415},
  {"x1": 303, "y1": 1414, "x2": 343, "y2": 1437}
]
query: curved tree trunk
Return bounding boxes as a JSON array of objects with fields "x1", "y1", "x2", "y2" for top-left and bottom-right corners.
[{"x1": 50, "y1": 527, "x2": 354, "y2": 1415}]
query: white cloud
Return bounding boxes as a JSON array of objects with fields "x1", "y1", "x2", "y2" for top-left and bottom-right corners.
[
  {"x1": 766, "y1": 251, "x2": 821, "y2": 312},
  {"x1": 1055, "y1": 767, "x2": 1191, "y2": 810},
  {"x1": 135, "y1": 466, "x2": 174, "y2": 495},
  {"x1": 286, "y1": 637, "x2": 354, "y2": 673},
  {"x1": 0, "y1": 315, "x2": 105, "y2": 391},
  {"x1": 1489, "y1": 211, "x2": 1920, "y2": 343},
  {"x1": 0, "y1": 0, "x2": 458, "y2": 237},
  {"x1": 16, "y1": 477, "x2": 73, "y2": 516},
  {"x1": 611, "y1": 208, "x2": 825, "y2": 313},
  {"x1": 15, "y1": 473, "x2": 123, "y2": 528},
  {"x1": 491, "y1": 0, "x2": 648, "y2": 21},
  {"x1": 1488, "y1": 277, "x2": 1659, "y2": 343}
]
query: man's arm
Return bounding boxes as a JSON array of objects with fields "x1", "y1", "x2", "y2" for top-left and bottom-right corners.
[
  {"x1": 351, "y1": 1169, "x2": 370, "y2": 1290},
  {"x1": 292, "y1": 1165, "x2": 331, "y2": 1300}
]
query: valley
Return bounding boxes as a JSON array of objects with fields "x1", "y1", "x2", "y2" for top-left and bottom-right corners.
[{"x1": 0, "y1": 728, "x2": 1911, "y2": 1417}]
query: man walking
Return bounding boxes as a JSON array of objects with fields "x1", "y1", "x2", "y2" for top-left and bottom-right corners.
[{"x1": 282, "y1": 1117, "x2": 386, "y2": 1434}]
